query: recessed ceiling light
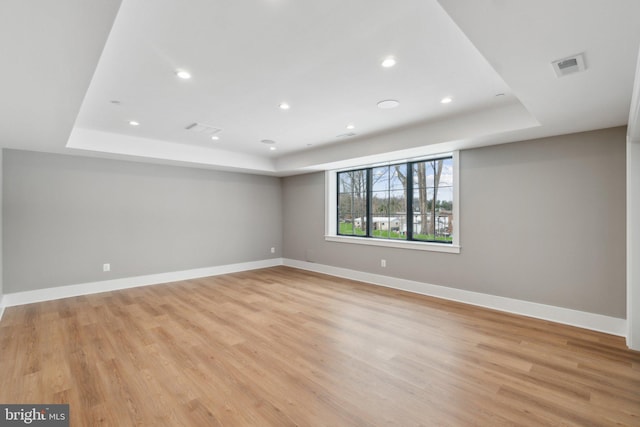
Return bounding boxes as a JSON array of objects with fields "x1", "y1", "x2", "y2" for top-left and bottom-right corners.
[
  {"x1": 441, "y1": 97, "x2": 453, "y2": 104},
  {"x1": 128, "y1": 120, "x2": 140, "y2": 126},
  {"x1": 211, "y1": 136, "x2": 219, "y2": 140},
  {"x1": 377, "y1": 100, "x2": 399, "y2": 109},
  {"x1": 346, "y1": 124, "x2": 355, "y2": 130},
  {"x1": 176, "y1": 70, "x2": 191, "y2": 79},
  {"x1": 381, "y1": 57, "x2": 396, "y2": 68},
  {"x1": 279, "y1": 102, "x2": 290, "y2": 110},
  {"x1": 269, "y1": 146, "x2": 277, "y2": 151}
]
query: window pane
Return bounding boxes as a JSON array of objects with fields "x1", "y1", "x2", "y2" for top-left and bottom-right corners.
[
  {"x1": 389, "y1": 215, "x2": 406, "y2": 240},
  {"x1": 413, "y1": 161, "x2": 435, "y2": 188},
  {"x1": 441, "y1": 158, "x2": 454, "y2": 188},
  {"x1": 353, "y1": 197, "x2": 367, "y2": 235},
  {"x1": 371, "y1": 215, "x2": 406, "y2": 239},
  {"x1": 412, "y1": 163, "x2": 423, "y2": 187},
  {"x1": 340, "y1": 170, "x2": 367, "y2": 193},
  {"x1": 338, "y1": 193, "x2": 354, "y2": 234},
  {"x1": 410, "y1": 158, "x2": 452, "y2": 242},
  {"x1": 372, "y1": 167, "x2": 389, "y2": 191},
  {"x1": 391, "y1": 164, "x2": 406, "y2": 190},
  {"x1": 371, "y1": 191, "x2": 389, "y2": 216},
  {"x1": 370, "y1": 165, "x2": 408, "y2": 240},
  {"x1": 413, "y1": 188, "x2": 434, "y2": 240},
  {"x1": 434, "y1": 208, "x2": 452, "y2": 241},
  {"x1": 338, "y1": 172, "x2": 349, "y2": 193},
  {"x1": 337, "y1": 170, "x2": 367, "y2": 236},
  {"x1": 390, "y1": 189, "x2": 406, "y2": 214},
  {"x1": 427, "y1": 160, "x2": 438, "y2": 188}
]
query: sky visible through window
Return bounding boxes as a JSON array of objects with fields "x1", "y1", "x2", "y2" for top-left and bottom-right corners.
[{"x1": 370, "y1": 159, "x2": 453, "y2": 202}]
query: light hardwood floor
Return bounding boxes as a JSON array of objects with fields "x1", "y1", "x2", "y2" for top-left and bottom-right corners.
[{"x1": 0, "y1": 266, "x2": 638, "y2": 426}]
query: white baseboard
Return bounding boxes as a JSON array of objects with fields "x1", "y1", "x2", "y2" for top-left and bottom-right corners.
[
  {"x1": 2, "y1": 258, "x2": 283, "y2": 308},
  {"x1": 1, "y1": 257, "x2": 627, "y2": 338},
  {"x1": 283, "y1": 258, "x2": 627, "y2": 337}
]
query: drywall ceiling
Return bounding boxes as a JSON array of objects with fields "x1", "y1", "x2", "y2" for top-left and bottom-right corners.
[
  {"x1": 2, "y1": 0, "x2": 640, "y2": 175},
  {"x1": 0, "y1": 0, "x2": 122, "y2": 154}
]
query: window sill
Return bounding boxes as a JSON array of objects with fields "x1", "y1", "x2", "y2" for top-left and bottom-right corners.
[{"x1": 324, "y1": 235, "x2": 461, "y2": 253}]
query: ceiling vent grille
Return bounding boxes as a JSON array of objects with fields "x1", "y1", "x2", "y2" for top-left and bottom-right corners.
[
  {"x1": 184, "y1": 122, "x2": 222, "y2": 135},
  {"x1": 551, "y1": 53, "x2": 586, "y2": 78}
]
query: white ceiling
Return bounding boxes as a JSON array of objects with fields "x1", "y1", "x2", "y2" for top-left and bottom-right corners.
[{"x1": 2, "y1": 0, "x2": 640, "y2": 175}]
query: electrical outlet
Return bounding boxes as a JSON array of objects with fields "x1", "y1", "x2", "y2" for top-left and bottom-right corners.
[
  {"x1": 270, "y1": 247, "x2": 275, "y2": 254},
  {"x1": 381, "y1": 259, "x2": 386, "y2": 268},
  {"x1": 103, "y1": 263, "x2": 111, "y2": 272}
]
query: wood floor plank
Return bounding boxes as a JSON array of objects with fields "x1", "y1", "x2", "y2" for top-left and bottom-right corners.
[{"x1": 1, "y1": 266, "x2": 639, "y2": 426}]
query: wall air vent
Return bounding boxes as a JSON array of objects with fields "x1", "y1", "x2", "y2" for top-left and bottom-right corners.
[
  {"x1": 551, "y1": 53, "x2": 586, "y2": 78},
  {"x1": 336, "y1": 132, "x2": 357, "y2": 138},
  {"x1": 184, "y1": 122, "x2": 222, "y2": 136}
]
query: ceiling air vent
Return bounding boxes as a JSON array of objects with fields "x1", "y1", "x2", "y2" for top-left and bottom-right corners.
[
  {"x1": 184, "y1": 122, "x2": 222, "y2": 136},
  {"x1": 551, "y1": 53, "x2": 586, "y2": 78}
]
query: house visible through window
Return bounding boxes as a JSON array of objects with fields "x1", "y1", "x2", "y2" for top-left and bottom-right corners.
[{"x1": 337, "y1": 156, "x2": 454, "y2": 244}]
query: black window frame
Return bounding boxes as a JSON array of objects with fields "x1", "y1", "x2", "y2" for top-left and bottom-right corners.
[{"x1": 336, "y1": 156, "x2": 453, "y2": 244}]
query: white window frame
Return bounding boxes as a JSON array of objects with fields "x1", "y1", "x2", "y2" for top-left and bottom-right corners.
[{"x1": 325, "y1": 151, "x2": 461, "y2": 254}]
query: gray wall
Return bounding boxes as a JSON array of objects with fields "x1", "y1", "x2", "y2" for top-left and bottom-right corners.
[
  {"x1": 283, "y1": 127, "x2": 627, "y2": 318},
  {"x1": 1, "y1": 127, "x2": 627, "y2": 319},
  {"x1": 628, "y1": 138, "x2": 640, "y2": 348},
  {"x1": 0, "y1": 149, "x2": 3, "y2": 301},
  {"x1": 3, "y1": 150, "x2": 282, "y2": 292}
]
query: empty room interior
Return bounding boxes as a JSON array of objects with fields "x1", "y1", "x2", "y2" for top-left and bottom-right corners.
[{"x1": 2, "y1": 0, "x2": 640, "y2": 425}]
